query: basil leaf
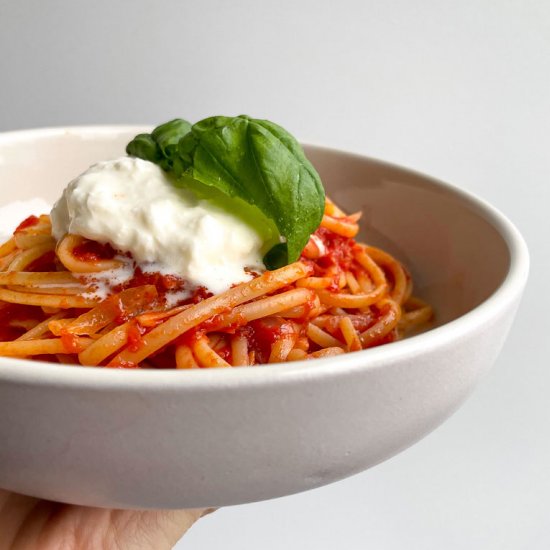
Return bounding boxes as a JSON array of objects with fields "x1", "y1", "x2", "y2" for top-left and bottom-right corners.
[
  {"x1": 125, "y1": 134, "x2": 161, "y2": 163},
  {"x1": 151, "y1": 118, "x2": 191, "y2": 161},
  {"x1": 262, "y1": 242, "x2": 289, "y2": 270},
  {"x1": 127, "y1": 118, "x2": 191, "y2": 172},
  {"x1": 126, "y1": 115, "x2": 325, "y2": 269}
]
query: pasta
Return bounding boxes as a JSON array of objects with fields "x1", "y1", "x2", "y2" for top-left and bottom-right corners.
[{"x1": 0, "y1": 201, "x2": 432, "y2": 368}]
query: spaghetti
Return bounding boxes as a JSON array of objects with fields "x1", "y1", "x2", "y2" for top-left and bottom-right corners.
[{"x1": 0, "y1": 199, "x2": 432, "y2": 368}]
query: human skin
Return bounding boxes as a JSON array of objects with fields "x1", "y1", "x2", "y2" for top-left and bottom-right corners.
[{"x1": 0, "y1": 490, "x2": 211, "y2": 550}]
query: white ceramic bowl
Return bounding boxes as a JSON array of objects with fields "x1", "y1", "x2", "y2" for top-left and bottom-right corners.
[{"x1": 0, "y1": 127, "x2": 528, "y2": 509}]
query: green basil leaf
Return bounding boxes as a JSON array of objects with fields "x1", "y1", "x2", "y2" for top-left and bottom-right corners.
[
  {"x1": 126, "y1": 115, "x2": 325, "y2": 269},
  {"x1": 126, "y1": 119, "x2": 191, "y2": 173},
  {"x1": 125, "y1": 134, "x2": 161, "y2": 163},
  {"x1": 151, "y1": 118, "x2": 191, "y2": 160},
  {"x1": 262, "y1": 242, "x2": 289, "y2": 270}
]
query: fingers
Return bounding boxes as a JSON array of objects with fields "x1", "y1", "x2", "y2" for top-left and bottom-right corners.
[{"x1": 0, "y1": 491, "x2": 217, "y2": 550}]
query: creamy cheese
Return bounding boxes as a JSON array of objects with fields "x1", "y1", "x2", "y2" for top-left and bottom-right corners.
[{"x1": 50, "y1": 157, "x2": 265, "y2": 294}]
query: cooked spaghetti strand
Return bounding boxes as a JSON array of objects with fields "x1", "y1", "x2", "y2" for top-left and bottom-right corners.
[
  {"x1": 109, "y1": 262, "x2": 312, "y2": 366},
  {"x1": 0, "y1": 337, "x2": 92, "y2": 357}
]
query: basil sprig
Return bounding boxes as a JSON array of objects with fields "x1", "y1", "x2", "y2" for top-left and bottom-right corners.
[{"x1": 127, "y1": 115, "x2": 325, "y2": 269}]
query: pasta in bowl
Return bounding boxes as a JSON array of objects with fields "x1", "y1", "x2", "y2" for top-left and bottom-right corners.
[
  {"x1": 0, "y1": 202, "x2": 432, "y2": 368},
  {"x1": 0, "y1": 124, "x2": 528, "y2": 508},
  {"x1": 0, "y1": 117, "x2": 432, "y2": 369}
]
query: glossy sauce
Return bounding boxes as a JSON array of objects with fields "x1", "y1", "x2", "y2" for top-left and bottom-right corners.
[
  {"x1": 302, "y1": 227, "x2": 357, "y2": 290},
  {"x1": 15, "y1": 215, "x2": 40, "y2": 232},
  {"x1": 72, "y1": 240, "x2": 116, "y2": 262},
  {"x1": 241, "y1": 318, "x2": 294, "y2": 364}
]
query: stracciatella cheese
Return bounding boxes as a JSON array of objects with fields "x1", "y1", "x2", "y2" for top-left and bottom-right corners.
[{"x1": 50, "y1": 157, "x2": 265, "y2": 294}]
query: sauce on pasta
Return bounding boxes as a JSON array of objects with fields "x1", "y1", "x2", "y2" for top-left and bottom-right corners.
[{"x1": 0, "y1": 198, "x2": 433, "y2": 368}]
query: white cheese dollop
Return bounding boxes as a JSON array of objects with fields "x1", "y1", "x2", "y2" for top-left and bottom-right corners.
[{"x1": 50, "y1": 157, "x2": 265, "y2": 294}]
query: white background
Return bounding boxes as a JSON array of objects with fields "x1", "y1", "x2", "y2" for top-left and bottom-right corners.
[{"x1": 1, "y1": 1, "x2": 548, "y2": 548}]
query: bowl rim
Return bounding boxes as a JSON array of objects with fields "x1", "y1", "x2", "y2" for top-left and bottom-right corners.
[{"x1": 0, "y1": 125, "x2": 530, "y2": 389}]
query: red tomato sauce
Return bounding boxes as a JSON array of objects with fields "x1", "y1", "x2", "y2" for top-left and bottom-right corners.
[
  {"x1": 60, "y1": 332, "x2": 84, "y2": 354},
  {"x1": 147, "y1": 347, "x2": 178, "y2": 369},
  {"x1": 15, "y1": 215, "x2": 40, "y2": 232},
  {"x1": 239, "y1": 318, "x2": 294, "y2": 364},
  {"x1": 26, "y1": 251, "x2": 57, "y2": 272},
  {"x1": 215, "y1": 344, "x2": 232, "y2": 363},
  {"x1": 73, "y1": 240, "x2": 116, "y2": 262},
  {"x1": 126, "y1": 321, "x2": 146, "y2": 353},
  {"x1": 175, "y1": 327, "x2": 204, "y2": 348},
  {"x1": 0, "y1": 304, "x2": 45, "y2": 340},
  {"x1": 301, "y1": 227, "x2": 357, "y2": 290},
  {"x1": 114, "y1": 269, "x2": 179, "y2": 293},
  {"x1": 112, "y1": 267, "x2": 212, "y2": 310}
]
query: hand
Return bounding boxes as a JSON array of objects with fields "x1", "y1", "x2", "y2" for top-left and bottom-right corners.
[{"x1": 0, "y1": 490, "x2": 212, "y2": 550}]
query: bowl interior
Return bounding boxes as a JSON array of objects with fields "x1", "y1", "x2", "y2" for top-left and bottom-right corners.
[
  {"x1": 0, "y1": 127, "x2": 510, "y2": 332},
  {"x1": 306, "y1": 147, "x2": 510, "y2": 327}
]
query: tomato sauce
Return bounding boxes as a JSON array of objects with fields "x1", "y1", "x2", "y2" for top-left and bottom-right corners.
[
  {"x1": 216, "y1": 344, "x2": 232, "y2": 363},
  {"x1": 189, "y1": 286, "x2": 213, "y2": 304},
  {"x1": 15, "y1": 215, "x2": 40, "y2": 232},
  {"x1": 0, "y1": 304, "x2": 44, "y2": 341},
  {"x1": 72, "y1": 240, "x2": 116, "y2": 262},
  {"x1": 304, "y1": 227, "x2": 356, "y2": 271},
  {"x1": 197, "y1": 308, "x2": 243, "y2": 333},
  {"x1": 176, "y1": 327, "x2": 204, "y2": 348},
  {"x1": 148, "y1": 347, "x2": 179, "y2": 369},
  {"x1": 111, "y1": 267, "x2": 212, "y2": 311},
  {"x1": 60, "y1": 332, "x2": 84, "y2": 354},
  {"x1": 26, "y1": 250, "x2": 57, "y2": 272},
  {"x1": 300, "y1": 227, "x2": 357, "y2": 290},
  {"x1": 322, "y1": 312, "x2": 375, "y2": 341},
  {"x1": 240, "y1": 318, "x2": 294, "y2": 364},
  {"x1": 0, "y1": 194, "x2": 423, "y2": 369},
  {"x1": 126, "y1": 321, "x2": 146, "y2": 353},
  {"x1": 114, "y1": 269, "x2": 181, "y2": 294}
]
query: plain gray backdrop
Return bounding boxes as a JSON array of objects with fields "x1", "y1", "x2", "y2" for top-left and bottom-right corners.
[{"x1": 1, "y1": 1, "x2": 548, "y2": 548}]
